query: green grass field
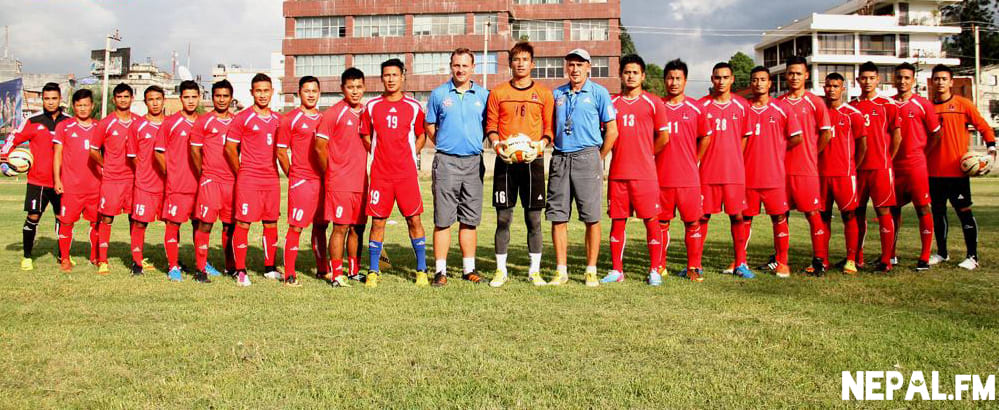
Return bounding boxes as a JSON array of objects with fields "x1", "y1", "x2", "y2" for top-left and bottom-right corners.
[{"x1": 0, "y1": 176, "x2": 996, "y2": 408}]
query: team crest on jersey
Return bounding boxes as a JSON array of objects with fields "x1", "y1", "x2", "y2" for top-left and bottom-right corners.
[
  {"x1": 682, "y1": 113, "x2": 690, "y2": 120},
  {"x1": 474, "y1": 100, "x2": 482, "y2": 107},
  {"x1": 531, "y1": 93, "x2": 539, "y2": 102},
  {"x1": 443, "y1": 98, "x2": 454, "y2": 108},
  {"x1": 732, "y1": 114, "x2": 739, "y2": 121},
  {"x1": 583, "y1": 97, "x2": 592, "y2": 104},
  {"x1": 908, "y1": 112, "x2": 916, "y2": 118},
  {"x1": 768, "y1": 116, "x2": 777, "y2": 124},
  {"x1": 556, "y1": 96, "x2": 566, "y2": 106}
]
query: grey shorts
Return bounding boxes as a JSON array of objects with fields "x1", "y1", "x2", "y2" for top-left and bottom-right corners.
[
  {"x1": 432, "y1": 153, "x2": 484, "y2": 228},
  {"x1": 546, "y1": 147, "x2": 603, "y2": 223}
]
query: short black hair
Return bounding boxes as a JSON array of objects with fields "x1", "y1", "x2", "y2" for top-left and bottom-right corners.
[
  {"x1": 895, "y1": 62, "x2": 916, "y2": 75},
  {"x1": 785, "y1": 55, "x2": 808, "y2": 69},
  {"x1": 42, "y1": 82, "x2": 61, "y2": 94},
  {"x1": 251, "y1": 73, "x2": 272, "y2": 86},
  {"x1": 112, "y1": 83, "x2": 133, "y2": 96},
  {"x1": 825, "y1": 72, "x2": 845, "y2": 82},
  {"x1": 299, "y1": 75, "x2": 320, "y2": 90},
  {"x1": 212, "y1": 79, "x2": 233, "y2": 95},
  {"x1": 664, "y1": 59, "x2": 688, "y2": 79},
  {"x1": 509, "y1": 42, "x2": 535, "y2": 63},
  {"x1": 858, "y1": 61, "x2": 879, "y2": 76},
  {"x1": 619, "y1": 54, "x2": 646, "y2": 74},
  {"x1": 144, "y1": 85, "x2": 165, "y2": 98},
  {"x1": 380, "y1": 58, "x2": 405, "y2": 75},
  {"x1": 712, "y1": 62, "x2": 733, "y2": 74},
  {"x1": 179, "y1": 80, "x2": 200, "y2": 94},
  {"x1": 750, "y1": 66, "x2": 770, "y2": 78},
  {"x1": 72, "y1": 88, "x2": 93, "y2": 103},
  {"x1": 932, "y1": 64, "x2": 953, "y2": 78},
  {"x1": 341, "y1": 67, "x2": 365, "y2": 83}
]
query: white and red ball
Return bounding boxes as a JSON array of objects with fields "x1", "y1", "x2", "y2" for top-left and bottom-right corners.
[
  {"x1": 960, "y1": 152, "x2": 993, "y2": 177},
  {"x1": 6, "y1": 147, "x2": 32, "y2": 174},
  {"x1": 505, "y1": 134, "x2": 536, "y2": 163}
]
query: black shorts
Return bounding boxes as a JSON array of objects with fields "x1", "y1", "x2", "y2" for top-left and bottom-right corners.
[
  {"x1": 493, "y1": 157, "x2": 546, "y2": 209},
  {"x1": 929, "y1": 177, "x2": 973, "y2": 209},
  {"x1": 24, "y1": 183, "x2": 60, "y2": 214}
]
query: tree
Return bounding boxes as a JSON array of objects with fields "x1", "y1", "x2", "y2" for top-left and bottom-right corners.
[
  {"x1": 729, "y1": 52, "x2": 755, "y2": 91},
  {"x1": 644, "y1": 63, "x2": 666, "y2": 97},
  {"x1": 620, "y1": 25, "x2": 637, "y2": 57},
  {"x1": 942, "y1": 0, "x2": 999, "y2": 68}
]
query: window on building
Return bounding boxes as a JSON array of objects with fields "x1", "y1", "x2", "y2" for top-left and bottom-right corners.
[
  {"x1": 818, "y1": 33, "x2": 854, "y2": 55},
  {"x1": 295, "y1": 55, "x2": 346, "y2": 77},
  {"x1": 413, "y1": 14, "x2": 465, "y2": 36},
  {"x1": 514, "y1": 0, "x2": 562, "y2": 4},
  {"x1": 295, "y1": 17, "x2": 346, "y2": 39},
  {"x1": 414, "y1": 53, "x2": 452, "y2": 76},
  {"x1": 353, "y1": 53, "x2": 406, "y2": 76},
  {"x1": 573, "y1": 0, "x2": 608, "y2": 3},
  {"x1": 511, "y1": 20, "x2": 564, "y2": 42},
  {"x1": 353, "y1": 15, "x2": 405, "y2": 38},
  {"x1": 795, "y1": 36, "x2": 813, "y2": 58},
  {"x1": 900, "y1": 34, "x2": 910, "y2": 58},
  {"x1": 473, "y1": 14, "x2": 498, "y2": 34},
  {"x1": 532, "y1": 57, "x2": 564, "y2": 79},
  {"x1": 570, "y1": 20, "x2": 609, "y2": 41},
  {"x1": 817, "y1": 64, "x2": 856, "y2": 87},
  {"x1": 764, "y1": 46, "x2": 778, "y2": 67},
  {"x1": 475, "y1": 52, "x2": 498, "y2": 75},
  {"x1": 778, "y1": 40, "x2": 795, "y2": 61},
  {"x1": 590, "y1": 57, "x2": 609, "y2": 78},
  {"x1": 860, "y1": 34, "x2": 895, "y2": 56},
  {"x1": 876, "y1": 65, "x2": 895, "y2": 84}
]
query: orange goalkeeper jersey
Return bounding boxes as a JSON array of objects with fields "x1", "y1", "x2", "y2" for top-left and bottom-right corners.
[
  {"x1": 486, "y1": 80, "x2": 554, "y2": 142},
  {"x1": 930, "y1": 95, "x2": 996, "y2": 177}
]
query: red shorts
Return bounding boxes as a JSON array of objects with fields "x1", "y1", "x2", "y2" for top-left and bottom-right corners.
[
  {"x1": 658, "y1": 186, "x2": 703, "y2": 222},
  {"x1": 367, "y1": 177, "x2": 423, "y2": 218},
  {"x1": 131, "y1": 189, "x2": 163, "y2": 223},
  {"x1": 98, "y1": 180, "x2": 133, "y2": 216},
  {"x1": 857, "y1": 169, "x2": 896, "y2": 208},
  {"x1": 702, "y1": 183, "x2": 746, "y2": 216},
  {"x1": 287, "y1": 178, "x2": 325, "y2": 228},
  {"x1": 327, "y1": 191, "x2": 367, "y2": 225},
  {"x1": 786, "y1": 175, "x2": 822, "y2": 212},
  {"x1": 162, "y1": 192, "x2": 196, "y2": 223},
  {"x1": 607, "y1": 179, "x2": 660, "y2": 219},
  {"x1": 820, "y1": 175, "x2": 858, "y2": 212},
  {"x1": 195, "y1": 179, "x2": 235, "y2": 224},
  {"x1": 235, "y1": 187, "x2": 281, "y2": 222},
  {"x1": 60, "y1": 192, "x2": 99, "y2": 224},
  {"x1": 894, "y1": 167, "x2": 931, "y2": 207},
  {"x1": 745, "y1": 187, "x2": 789, "y2": 217}
]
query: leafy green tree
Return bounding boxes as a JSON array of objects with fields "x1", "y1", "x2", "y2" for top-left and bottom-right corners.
[
  {"x1": 643, "y1": 63, "x2": 666, "y2": 97},
  {"x1": 942, "y1": 0, "x2": 999, "y2": 68},
  {"x1": 620, "y1": 25, "x2": 637, "y2": 57},
  {"x1": 729, "y1": 52, "x2": 755, "y2": 91}
]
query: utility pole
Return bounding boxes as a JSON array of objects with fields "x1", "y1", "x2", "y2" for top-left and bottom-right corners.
[
  {"x1": 101, "y1": 29, "x2": 121, "y2": 118},
  {"x1": 482, "y1": 20, "x2": 491, "y2": 88},
  {"x1": 974, "y1": 24, "x2": 982, "y2": 107}
]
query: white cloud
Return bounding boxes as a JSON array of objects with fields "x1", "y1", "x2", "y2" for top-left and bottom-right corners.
[{"x1": 669, "y1": 0, "x2": 740, "y2": 20}]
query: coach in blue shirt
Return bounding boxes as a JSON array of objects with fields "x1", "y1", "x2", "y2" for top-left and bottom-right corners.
[
  {"x1": 425, "y1": 48, "x2": 489, "y2": 286},
  {"x1": 546, "y1": 48, "x2": 618, "y2": 287}
]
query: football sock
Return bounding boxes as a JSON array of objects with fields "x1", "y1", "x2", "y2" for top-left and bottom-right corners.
[
  {"x1": 194, "y1": 229, "x2": 210, "y2": 272},
  {"x1": 312, "y1": 225, "x2": 328, "y2": 274},
  {"x1": 699, "y1": 219, "x2": 710, "y2": 265},
  {"x1": 58, "y1": 222, "x2": 73, "y2": 262},
  {"x1": 918, "y1": 212, "x2": 934, "y2": 263},
  {"x1": 843, "y1": 213, "x2": 859, "y2": 262},
  {"x1": 732, "y1": 219, "x2": 748, "y2": 266},
  {"x1": 856, "y1": 208, "x2": 868, "y2": 266},
  {"x1": 931, "y1": 205, "x2": 949, "y2": 259},
  {"x1": 164, "y1": 223, "x2": 180, "y2": 269},
  {"x1": 556, "y1": 265, "x2": 567, "y2": 277},
  {"x1": 348, "y1": 256, "x2": 359, "y2": 276},
  {"x1": 609, "y1": 219, "x2": 626, "y2": 272},
  {"x1": 222, "y1": 223, "x2": 236, "y2": 272},
  {"x1": 262, "y1": 226, "x2": 278, "y2": 268},
  {"x1": 22, "y1": 217, "x2": 38, "y2": 258},
  {"x1": 585, "y1": 265, "x2": 597, "y2": 274},
  {"x1": 494, "y1": 207, "x2": 512, "y2": 255},
  {"x1": 685, "y1": 222, "x2": 702, "y2": 269},
  {"x1": 877, "y1": 213, "x2": 895, "y2": 265},
  {"x1": 956, "y1": 209, "x2": 978, "y2": 259},
  {"x1": 525, "y1": 209, "x2": 543, "y2": 254},
  {"x1": 890, "y1": 208, "x2": 902, "y2": 259},
  {"x1": 645, "y1": 218, "x2": 663, "y2": 272},
  {"x1": 462, "y1": 257, "x2": 475, "y2": 274},
  {"x1": 97, "y1": 222, "x2": 110, "y2": 263},
  {"x1": 284, "y1": 229, "x2": 301, "y2": 280},
  {"x1": 820, "y1": 211, "x2": 834, "y2": 262},
  {"x1": 774, "y1": 218, "x2": 790, "y2": 266},
  {"x1": 411, "y1": 237, "x2": 427, "y2": 271},
  {"x1": 528, "y1": 253, "x2": 541, "y2": 273},
  {"x1": 233, "y1": 225, "x2": 249, "y2": 270},
  {"x1": 368, "y1": 240, "x2": 383, "y2": 271},
  {"x1": 435, "y1": 259, "x2": 447, "y2": 274},
  {"x1": 806, "y1": 212, "x2": 829, "y2": 264},
  {"x1": 130, "y1": 223, "x2": 146, "y2": 265},
  {"x1": 496, "y1": 253, "x2": 508, "y2": 274},
  {"x1": 659, "y1": 221, "x2": 671, "y2": 268},
  {"x1": 331, "y1": 259, "x2": 344, "y2": 279},
  {"x1": 89, "y1": 222, "x2": 99, "y2": 262}
]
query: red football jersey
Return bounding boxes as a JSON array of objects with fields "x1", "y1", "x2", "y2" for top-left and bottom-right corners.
[
  {"x1": 127, "y1": 118, "x2": 165, "y2": 193},
  {"x1": 277, "y1": 107, "x2": 323, "y2": 181},
  {"x1": 744, "y1": 100, "x2": 802, "y2": 189},
  {"x1": 1, "y1": 113, "x2": 68, "y2": 188},
  {"x1": 227, "y1": 108, "x2": 282, "y2": 190},
  {"x1": 657, "y1": 97, "x2": 710, "y2": 188},
  {"x1": 698, "y1": 96, "x2": 752, "y2": 185},
  {"x1": 851, "y1": 95, "x2": 899, "y2": 170},
  {"x1": 190, "y1": 112, "x2": 235, "y2": 184},
  {"x1": 94, "y1": 113, "x2": 140, "y2": 183},
  {"x1": 317, "y1": 100, "x2": 368, "y2": 193},
  {"x1": 778, "y1": 92, "x2": 831, "y2": 177},
  {"x1": 893, "y1": 95, "x2": 941, "y2": 172},
  {"x1": 53, "y1": 119, "x2": 102, "y2": 195},
  {"x1": 610, "y1": 92, "x2": 667, "y2": 181},
  {"x1": 821, "y1": 104, "x2": 866, "y2": 177},
  {"x1": 361, "y1": 96, "x2": 425, "y2": 181},
  {"x1": 155, "y1": 113, "x2": 199, "y2": 194}
]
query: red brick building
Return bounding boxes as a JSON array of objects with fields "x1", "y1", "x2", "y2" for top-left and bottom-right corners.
[{"x1": 282, "y1": 0, "x2": 622, "y2": 107}]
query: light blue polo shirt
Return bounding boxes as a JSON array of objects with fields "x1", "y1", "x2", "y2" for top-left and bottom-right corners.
[
  {"x1": 553, "y1": 80, "x2": 616, "y2": 153},
  {"x1": 426, "y1": 79, "x2": 489, "y2": 156}
]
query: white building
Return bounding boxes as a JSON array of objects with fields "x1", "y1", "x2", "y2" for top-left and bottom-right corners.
[
  {"x1": 211, "y1": 52, "x2": 285, "y2": 112},
  {"x1": 755, "y1": 0, "x2": 961, "y2": 97}
]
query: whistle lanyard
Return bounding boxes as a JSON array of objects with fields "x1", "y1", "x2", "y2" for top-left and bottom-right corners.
[{"x1": 564, "y1": 90, "x2": 579, "y2": 136}]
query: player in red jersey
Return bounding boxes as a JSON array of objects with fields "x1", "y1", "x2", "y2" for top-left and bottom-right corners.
[
  {"x1": 821, "y1": 73, "x2": 866, "y2": 274},
  {"x1": 276, "y1": 76, "x2": 327, "y2": 286},
  {"x1": 53, "y1": 89, "x2": 101, "y2": 272},
  {"x1": 190, "y1": 80, "x2": 235, "y2": 279},
  {"x1": 126, "y1": 86, "x2": 167, "y2": 275},
  {"x1": 850, "y1": 62, "x2": 902, "y2": 272},
  {"x1": 155, "y1": 80, "x2": 205, "y2": 282},
  {"x1": 778, "y1": 56, "x2": 833, "y2": 275},
  {"x1": 890, "y1": 62, "x2": 941, "y2": 271},
  {"x1": 743, "y1": 67, "x2": 803, "y2": 278},
  {"x1": 698, "y1": 62, "x2": 754, "y2": 278},
  {"x1": 316, "y1": 68, "x2": 369, "y2": 287},
  {"x1": 657, "y1": 59, "x2": 711, "y2": 282},
  {"x1": 360, "y1": 58, "x2": 428, "y2": 288},
  {"x1": 602, "y1": 54, "x2": 668, "y2": 284},
  {"x1": 225, "y1": 73, "x2": 283, "y2": 287},
  {"x1": 0, "y1": 82, "x2": 69, "y2": 271},
  {"x1": 89, "y1": 83, "x2": 140, "y2": 274}
]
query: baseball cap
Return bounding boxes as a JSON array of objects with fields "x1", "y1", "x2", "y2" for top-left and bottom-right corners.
[{"x1": 565, "y1": 48, "x2": 591, "y2": 62}]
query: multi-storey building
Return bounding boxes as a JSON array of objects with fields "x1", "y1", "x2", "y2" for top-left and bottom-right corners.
[{"x1": 282, "y1": 0, "x2": 622, "y2": 108}]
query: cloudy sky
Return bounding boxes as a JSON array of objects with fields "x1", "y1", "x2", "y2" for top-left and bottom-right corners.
[{"x1": 1, "y1": 0, "x2": 842, "y2": 84}]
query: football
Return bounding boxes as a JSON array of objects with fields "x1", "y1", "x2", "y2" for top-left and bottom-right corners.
[
  {"x1": 6, "y1": 148, "x2": 32, "y2": 174},
  {"x1": 504, "y1": 134, "x2": 537, "y2": 163},
  {"x1": 960, "y1": 151, "x2": 993, "y2": 177}
]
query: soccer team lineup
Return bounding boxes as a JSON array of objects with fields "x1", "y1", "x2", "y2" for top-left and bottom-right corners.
[{"x1": 4, "y1": 41, "x2": 996, "y2": 289}]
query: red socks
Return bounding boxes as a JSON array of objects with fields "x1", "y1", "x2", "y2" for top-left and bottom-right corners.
[
  {"x1": 856, "y1": 211, "x2": 867, "y2": 266},
  {"x1": 284, "y1": 229, "x2": 302, "y2": 279},
  {"x1": 130, "y1": 223, "x2": 146, "y2": 265},
  {"x1": 918, "y1": 212, "x2": 934, "y2": 263},
  {"x1": 164, "y1": 223, "x2": 180, "y2": 269},
  {"x1": 263, "y1": 226, "x2": 278, "y2": 267},
  {"x1": 88, "y1": 222, "x2": 99, "y2": 263},
  {"x1": 609, "y1": 219, "x2": 626, "y2": 272},
  {"x1": 774, "y1": 218, "x2": 790, "y2": 266},
  {"x1": 97, "y1": 222, "x2": 110, "y2": 263},
  {"x1": 59, "y1": 222, "x2": 74, "y2": 262},
  {"x1": 806, "y1": 212, "x2": 829, "y2": 264},
  {"x1": 222, "y1": 224, "x2": 235, "y2": 273},
  {"x1": 331, "y1": 259, "x2": 344, "y2": 279},
  {"x1": 644, "y1": 218, "x2": 663, "y2": 272},
  {"x1": 659, "y1": 222, "x2": 671, "y2": 269},
  {"x1": 732, "y1": 219, "x2": 748, "y2": 266},
  {"x1": 685, "y1": 222, "x2": 702, "y2": 269},
  {"x1": 312, "y1": 226, "x2": 329, "y2": 274},
  {"x1": 877, "y1": 213, "x2": 895, "y2": 265},
  {"x1": 233, "y1": 225, "x2": 249, "y2": 270},
  {"x1": 843, "y1": 215, "x2": 859, "y2": 263},
  {"x1": 194, "y1": 229, "x2": 210, "y2": 272},
  {"x1": 348, "y1": 256, "x2": 359, "y2": 276}
]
